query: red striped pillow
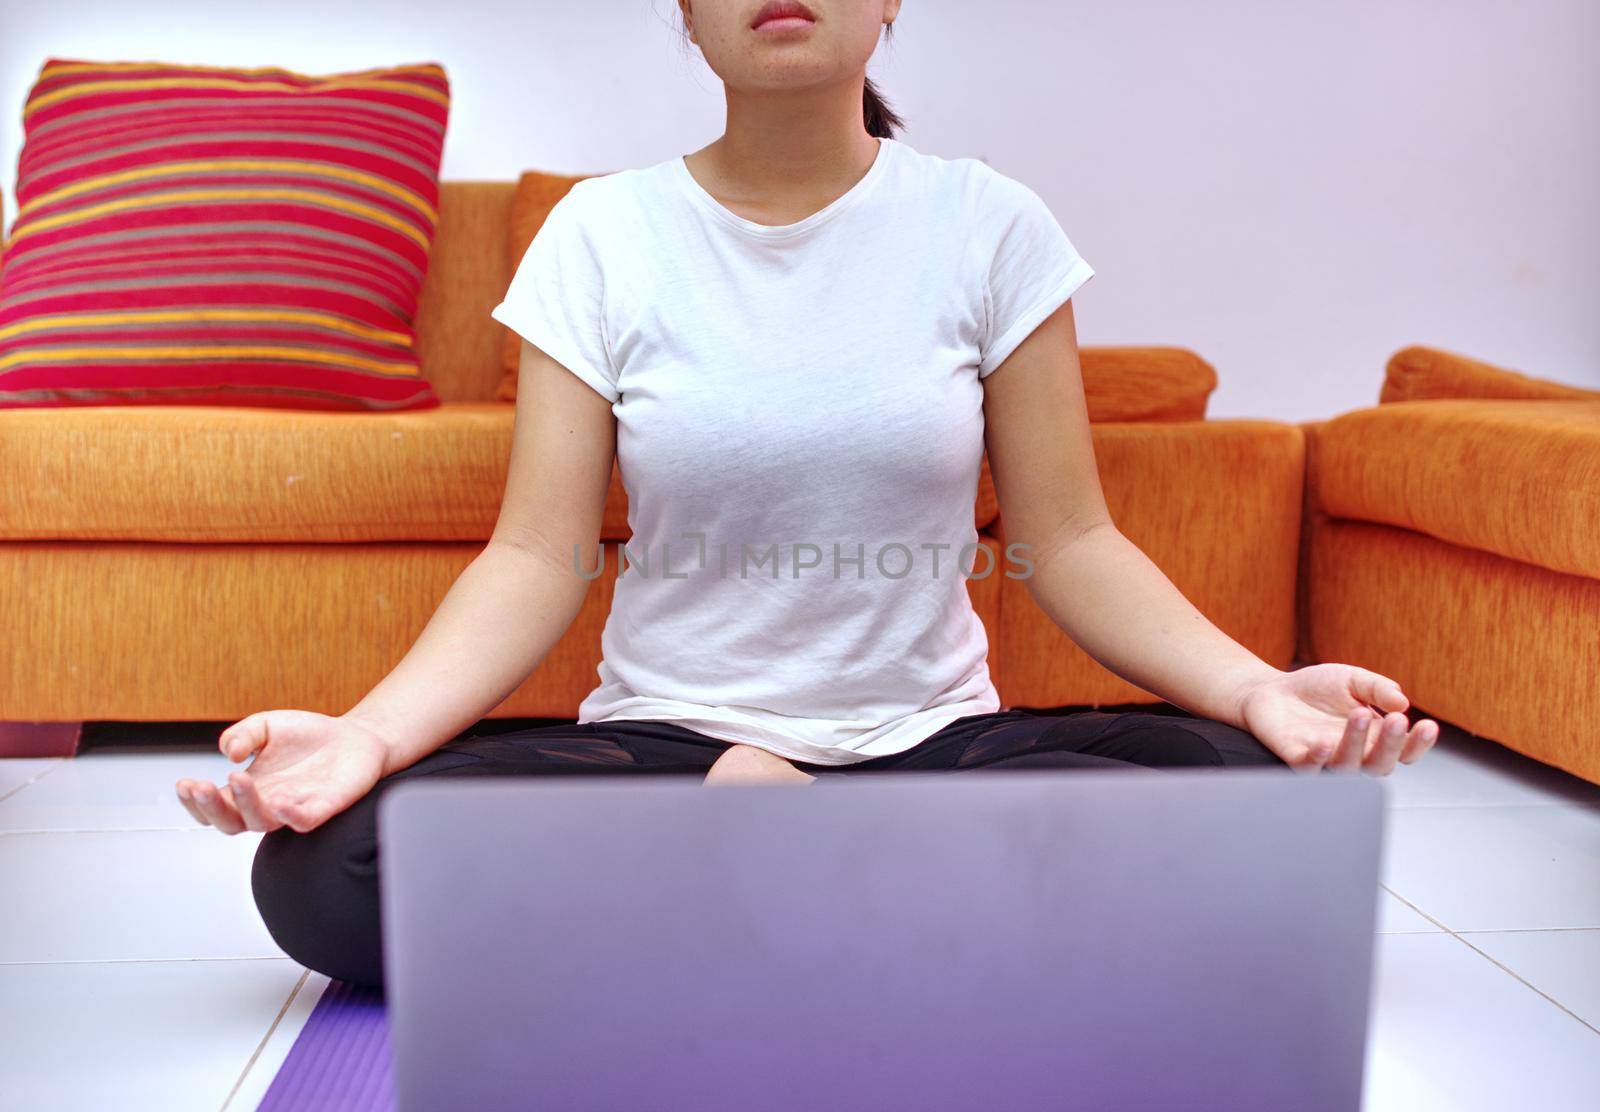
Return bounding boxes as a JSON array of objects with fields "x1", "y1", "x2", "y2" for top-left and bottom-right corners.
[{"x1": 0, "y1": 59, "x2": 449, "y2": 411}]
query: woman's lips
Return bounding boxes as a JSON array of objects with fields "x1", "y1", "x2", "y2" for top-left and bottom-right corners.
[
  {"x1": 750, "y1": 0, "x2": 817, "y2": 32},
  {"x1": 754, "y1": 15, "x2": 814, "y2": 32}
]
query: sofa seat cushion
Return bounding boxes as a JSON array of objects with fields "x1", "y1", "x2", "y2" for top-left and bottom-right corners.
[
  {"x1": 0, "y1": 402, "x2": 516, "y2": 542},
  {"x1": 1314, "y1": 399, "x2": 1600, "y2": 580},
  {"x1": 0, "y1": 401, "x2": 1005, "y2": 542}
]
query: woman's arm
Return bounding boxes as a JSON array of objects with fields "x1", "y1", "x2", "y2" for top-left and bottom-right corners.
[
  {"x1": 342, "y1": 338, "x2": 619, "y2": 774},
  {"x1": 176, "y1": 339, "x2": 619, "y2": 832},
  {"x1": 979, "y1": 300, "x2": 1437, "y2": 772}
]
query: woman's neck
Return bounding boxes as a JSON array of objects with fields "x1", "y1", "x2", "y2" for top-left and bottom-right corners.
[{"x1": 684, "y1": 76, "x2": 881, "y2": 223}]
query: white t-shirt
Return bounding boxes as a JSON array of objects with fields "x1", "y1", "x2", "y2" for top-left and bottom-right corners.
[{"x1": 490, "y1": 135, "x2": 1094, "y2": 765}]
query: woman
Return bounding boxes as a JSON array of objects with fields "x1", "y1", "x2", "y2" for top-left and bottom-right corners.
[{"x1": 176, "y1": 0, "x2": 1438, "y2": 988}]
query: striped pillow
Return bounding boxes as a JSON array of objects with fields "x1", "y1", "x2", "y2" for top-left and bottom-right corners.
[{"x1": 0, "y1": 59, "x2": 449, "y2": 411}]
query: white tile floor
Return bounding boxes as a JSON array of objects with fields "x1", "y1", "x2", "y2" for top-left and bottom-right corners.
[{"x1": 1, "y1": 721, "x2": 1597, "y2": 1111}]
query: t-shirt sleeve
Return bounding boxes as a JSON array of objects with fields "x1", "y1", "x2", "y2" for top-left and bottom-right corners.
[
  {"x1": 977, "y1": 175, "x2": 1095, "y2": 378},
  {"x1": 490, "y1": 184, "x2": 621, "y2": 403}
]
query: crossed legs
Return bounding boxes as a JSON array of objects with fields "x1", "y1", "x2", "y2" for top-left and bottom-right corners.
[{"x1": 251, "y1": 708, "x2": 1283, "y2": 987}]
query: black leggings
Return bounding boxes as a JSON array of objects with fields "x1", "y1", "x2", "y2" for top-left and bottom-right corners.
[{"x1": 251, "y1": 708, "x2": 1283, "y2": 988}]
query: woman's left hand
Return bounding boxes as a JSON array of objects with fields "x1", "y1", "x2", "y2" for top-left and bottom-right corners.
[{"x1": 1236, "y1": 664, "x2": 1440, "y2": 775}]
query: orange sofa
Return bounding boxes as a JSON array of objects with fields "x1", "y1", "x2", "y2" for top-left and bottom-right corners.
[
  {"x1": 0, "y1": 180, "x2": 1306, "y2": 755},
  {"x1": 1296, "y1": 346, "x2": 1600, "y2": 785}
]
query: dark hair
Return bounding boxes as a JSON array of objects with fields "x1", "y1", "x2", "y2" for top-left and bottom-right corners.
[
  {"x1": 864, "y1": 23, "x2": 904, "y2": 139},
  {"x1": 677, "y1": 12, "x2": 905, "y2": 139}
]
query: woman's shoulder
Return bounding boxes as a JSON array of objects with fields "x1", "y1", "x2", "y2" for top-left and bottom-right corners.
[
  {"x1": 890, "y1": 140, "x2": 1042, "y2": 220},
  {"x1": 540, "y1": 163, "x2": 665, "y2": 248},
  {"x1": 569, "y1": 161, "x2": 661, "y2": 200},
  {"x1": 554, "y1": 165, "x2": 647, "y2": 217}
]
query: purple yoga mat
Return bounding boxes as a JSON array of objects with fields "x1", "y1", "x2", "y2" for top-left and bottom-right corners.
[{"x1": 257, "y1": 980, "x2": 395, "y2": 1112}]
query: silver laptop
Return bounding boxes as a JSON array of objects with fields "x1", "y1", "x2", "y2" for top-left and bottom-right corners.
[{"x1": 379, "y1": 770, "x2": 1384, "y2": 1111}]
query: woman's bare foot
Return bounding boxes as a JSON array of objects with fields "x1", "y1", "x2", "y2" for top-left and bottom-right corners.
[{"x1": 703, "y1": 743, "x2": 817, "y2": 786}]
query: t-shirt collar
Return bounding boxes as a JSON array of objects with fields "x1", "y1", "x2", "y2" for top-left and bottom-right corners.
[{"x1": 672, "y1": 136, "x2": 898, "y2": 239}]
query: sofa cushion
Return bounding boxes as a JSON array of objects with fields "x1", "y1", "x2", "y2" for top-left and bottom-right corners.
[
  {"x1": 0, "y1": 403, "x2": 512, "y2": 542},
  {"x1": 0, "y1": 58, "x2": 450, "y2": 412},
  {"x1": 1381, "y1": 345, "x2": 1600, "y2": 404},
  {"x1": 496, "y1": 170, "x2": 603, "y2": 399},
  {"x1": 1314, "y1": 399, "x2": 1600, "y2": 580},
  {"x1": 0, "y1": 402, "x2": 1008, "y2": 542},
  {"x1": 994, "y1": 419, "x2": 1306, "y2": 708},
  {"x1": 1069, "y1": 346, "x2": 1217, "y2": 422},
  {"x1": 495, "y1": 173, "x2": 1216, "y2": 422},
  {"x1": 413, "y1": 182, "x2": 518, "y2": 403}
]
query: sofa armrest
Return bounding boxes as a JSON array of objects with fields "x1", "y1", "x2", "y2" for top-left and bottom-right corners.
[
  {"x1": 992, "y1": 419, "x2": 1305, "y2": 707},
  {"x1": 1310, "y1": 398, "x2": 1600, "y2": 581},
  {"x1": 1381, "y1": 345, "x2": 1600, "y2": 404}
]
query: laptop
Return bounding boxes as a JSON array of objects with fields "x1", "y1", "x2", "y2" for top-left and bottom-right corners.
[{"x1": 379, "y1": 770, "x2": 1384, "y2": 1111}]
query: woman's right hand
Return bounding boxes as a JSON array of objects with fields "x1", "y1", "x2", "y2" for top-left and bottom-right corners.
[{"x1": 175, "y1": 710, "x2": 392, "y2": 835}]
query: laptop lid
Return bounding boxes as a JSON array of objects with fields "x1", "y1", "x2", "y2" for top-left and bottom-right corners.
[{"x1": 379, "y1": 770, "x2": 1384, "y2": 1111}]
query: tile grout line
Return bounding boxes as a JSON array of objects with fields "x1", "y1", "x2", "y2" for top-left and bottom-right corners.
[
  {"x1": 1445, "y1": 933, "x2": 1600, "y2": 1038},
  {"x1": 1390, "y1": 800, "x2": 1600, "y2": 811},
  {"x1": 1380, "y1": 884, "x2": 1453, "y2": 932},
  {"x1": 0, "y1": 759, "x2": 67, "y2": 805},
  {"x1": 1388, "y1": 803, "x2": 1600, "y2": 812},
  {"x1": 221, "y1": 967, "x2": 309, "y2": 1112},
  {"x1": 0, "y1": 956, "x2": 287, "y2": 967},
  {"x1": 0, "y1": 827, "x2": 231, "y2": 836},
  {"x1": 1382, "y1": 885, "x2": 1600, "y2": 1039}
]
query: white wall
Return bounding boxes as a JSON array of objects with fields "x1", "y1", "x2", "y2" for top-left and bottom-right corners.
[{"x1": 2, "y1": 0, "x2": 1596, "y2": 419}]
